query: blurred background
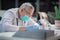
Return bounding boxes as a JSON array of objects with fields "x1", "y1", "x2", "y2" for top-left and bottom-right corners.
[{"x1": 0, "y1": 0, "x2": 59, "y2": 24}]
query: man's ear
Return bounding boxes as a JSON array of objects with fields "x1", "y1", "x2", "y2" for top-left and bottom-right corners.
[
  {"x1": 19, "y1": 9, "x2": 24, "y2": 14},
  {"x1": 21, "y1": 9, "x2": 24, "y2": 12}
]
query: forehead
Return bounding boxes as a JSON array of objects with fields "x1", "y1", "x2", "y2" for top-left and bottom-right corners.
[{"x1": 25, "y1": 7, "x2": 33, "y2": 12}]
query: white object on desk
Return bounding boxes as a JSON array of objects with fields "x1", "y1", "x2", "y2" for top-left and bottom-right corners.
[
  {"x1": 0, "y1": 32, "x2": 16, "y2": 37},
  {"x1": 51, "y1": 25, "x2": 60, "y2": 37}
]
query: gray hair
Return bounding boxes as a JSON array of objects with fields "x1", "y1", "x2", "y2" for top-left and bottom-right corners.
[{"x1": 20, "y1": 2, "x2": 34, "y2": 12}]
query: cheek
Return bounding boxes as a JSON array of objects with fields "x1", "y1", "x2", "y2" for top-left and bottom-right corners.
[
  {"x1": 30, "y1": 11, "x2": 33, "y2": 16},
  {"x1": 19, "y1": 10, "x2": 26, "y2": 16},
  {"x1": 19, "y1": 13, "x2": 23, "y2": 16},
  {"x1": 19, "y1": 10, "x2": 23, "y2": 16}
]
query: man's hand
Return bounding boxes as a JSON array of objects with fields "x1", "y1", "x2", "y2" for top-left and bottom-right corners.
[{"x1": 19, "y1": 26, "x2": 26, "y2": 31}]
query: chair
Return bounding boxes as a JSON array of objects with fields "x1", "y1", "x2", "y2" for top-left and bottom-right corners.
[
  {"x1": 0, "y1": 22, "x2": 4, "y2": 32},
  {"x1": 0, "y1": 16, "x2": 2, "y2": 21}
]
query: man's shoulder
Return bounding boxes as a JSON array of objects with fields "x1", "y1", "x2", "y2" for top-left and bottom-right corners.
[
  {"x1": 7, "y1": 8, "x2": 18, "y2": 12},
  {"x1": 4, "y1": 8, "x2": 19, "y2": 15},
  {"x1": 3, "y1": 8, "x2": 19, "y2": 17}
]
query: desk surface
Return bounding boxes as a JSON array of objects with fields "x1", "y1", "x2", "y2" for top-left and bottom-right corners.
[
  {"x1": 0, "y1": 30, "x2": 55, "y2": 40},
  {"x1": 0, "y1": 31, "x2": 59, "y2": 40},
  {"x1": 0, "y1": 25, "x2": 60, "y2": 40},
  {"x1": 0, "y1": 36, "x2": 42, "y2": 40},
  {"x1": 0, "y1": 32, "x2": 16, "y2": 37}
]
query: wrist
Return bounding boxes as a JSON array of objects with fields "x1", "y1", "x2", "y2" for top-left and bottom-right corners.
[{"x1": 19, "y1": 26, "x2": 25, "y2": 31}]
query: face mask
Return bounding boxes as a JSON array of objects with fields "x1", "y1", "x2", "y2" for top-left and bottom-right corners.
[{"x1": 20, "y1": 15, "x2": 29, "y2": 22}]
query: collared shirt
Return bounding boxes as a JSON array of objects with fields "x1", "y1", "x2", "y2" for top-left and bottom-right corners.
[{"x1": 1, "y1": 8, "x2": 22, "y2": 32}]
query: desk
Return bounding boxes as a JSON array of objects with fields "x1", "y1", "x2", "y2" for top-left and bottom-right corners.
[
  {"x1": 0, "y1": 32, "x2": 41, "y2": 40},
  {"x1": 0, "y1": 31, "x2": 45, "y2": 40},
  {"x1": 0, "y1": 30, "x2": 54, "y2": 40},
  {"x1": 0, "y1": 25, "x2": 60, "y2": 40}
]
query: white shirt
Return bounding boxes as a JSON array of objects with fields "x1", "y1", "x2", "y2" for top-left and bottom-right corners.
[
  {"x1": 1, "y1": 8, "x2": 23, "y2": 32},
  {"x1": 1, "y1": 8, "x2": 39, "y2": 32}
]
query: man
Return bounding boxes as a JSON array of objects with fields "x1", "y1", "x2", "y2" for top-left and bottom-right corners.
[{"x1": 1, "y1": 2, "x2": 35, "y2": 32}]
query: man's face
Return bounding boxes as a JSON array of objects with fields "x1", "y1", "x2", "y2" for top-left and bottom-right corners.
[{"x1": 19, "y1": 8, "x2": 34, "y2": 17}]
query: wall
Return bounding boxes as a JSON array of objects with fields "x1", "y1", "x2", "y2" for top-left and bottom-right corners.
[
  {"x1": 0, "y1": 0, "x2": 1, "y2": 10},
  {"x1": 0, "y1": 10, "x2": 5, "y2": 17}
]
